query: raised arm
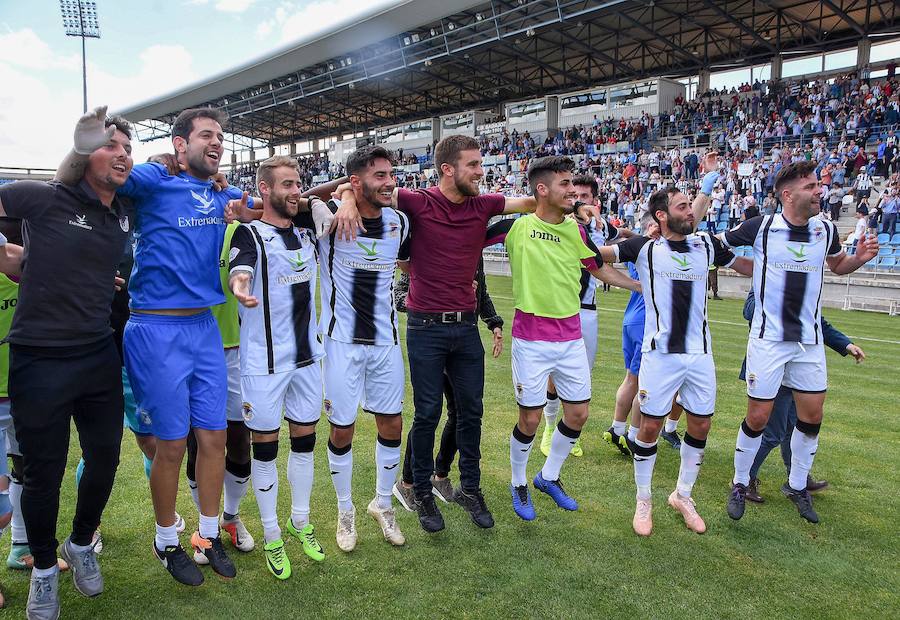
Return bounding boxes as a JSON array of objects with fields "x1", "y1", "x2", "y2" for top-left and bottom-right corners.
[
  {"x1": 54, "y1": 106, "x2": 115, "y2": 185},
  {"x1": 691, "y1": 152, "x2": 720, "y2": 225},
  {"x1": 828, "y1": 233, "x2": 879, "y2": 275}
]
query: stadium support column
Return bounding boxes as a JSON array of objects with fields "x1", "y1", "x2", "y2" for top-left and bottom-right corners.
[
  {"x1": 698, "y1": 70, "x2": 710, "y2": 95},
  {"x1": 857, "y1": 38, "x2": 871, "y2": 78},
  {"x1": 268, "y1": 145, "x2": 275, "y2": 157},
  {"x1": 290, "y1": 141, "x2": 297, "y2": 156},
  {"x1": 770, "y1": 55, "x2": 782, "y2": 81},
  {"x1": 545, "y1": 96, "x2": 559, "y2": 137}
]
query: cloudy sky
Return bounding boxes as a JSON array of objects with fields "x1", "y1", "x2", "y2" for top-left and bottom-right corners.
[{"x1": 0, "y1": 0, "x2": 398, "y2": 169}]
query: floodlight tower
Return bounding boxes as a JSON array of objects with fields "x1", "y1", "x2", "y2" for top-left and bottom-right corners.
[{"x1": 59, "y1": 0, "x2": 101, "y2": 113}]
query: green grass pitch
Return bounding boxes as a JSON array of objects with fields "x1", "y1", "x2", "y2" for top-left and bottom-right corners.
[{"x1": 4, "y1": 276, "x2": 898, "y2": 618}]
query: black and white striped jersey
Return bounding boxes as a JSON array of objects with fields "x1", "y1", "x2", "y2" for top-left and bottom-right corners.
[
  {"x1": 578, "y1": 218, "x2": 619, "y2": 309},
  {"x1": 723, "y1": 214, "x2": 842, "y2": 344},
  {"x1": 229, "y1": 219, "x2": 323, "y2": 375},
  {"x1": 318, "y1": 202, "x2": 410, "y2": 345},
  {"x1": 614, "y1": 232, "x2": 735, "y2": 354}
]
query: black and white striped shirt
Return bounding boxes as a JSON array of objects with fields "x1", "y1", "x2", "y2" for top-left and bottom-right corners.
[
  {"x1": 723, "y1": 214, "x2": 842, "y2": 343},
  {"x1": 614, "y1": 232, "x2": 735, "y2": 354},
  {"x1": 579, "y1": 218, "x2": 619, "y2": 309},
  {"x1": 229, "y1": 220, "x2": 323, "y2": 375},
  {"x1": 318, "y1": 202, "x2": 410, "y2": 345}
]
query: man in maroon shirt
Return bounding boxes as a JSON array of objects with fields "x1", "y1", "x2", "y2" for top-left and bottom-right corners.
[{"x1": 332, "y1": 136, "x2": 600, "y2": 533}]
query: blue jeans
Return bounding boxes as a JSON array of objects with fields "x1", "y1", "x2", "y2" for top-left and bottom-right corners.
[
  {"x1": 406, "y1": 313, "x2": 485, "y2": 497},
  {"x1": 882, "y1": 212, "x2": 897, "y2": 236},
  {"x1": 749, "y1": 385, "x2": 794, "y2": 481}
]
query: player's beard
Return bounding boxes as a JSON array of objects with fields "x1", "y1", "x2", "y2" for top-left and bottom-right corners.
[
  {"x1": 668, "y1": 214, "x2": 694, "y2": 235},
  {"x1": 186, "y1": 148, "x2": 217, "y2": 178},
  {"x1": 454, "y1": 175, "x2": 480, "y2": 197},
  {"x1": 270, "y1": 192, "x2": 298, "y2": 221},
  {"x1": 361, "y1": 182, "x2": 389, "y2": 209}
]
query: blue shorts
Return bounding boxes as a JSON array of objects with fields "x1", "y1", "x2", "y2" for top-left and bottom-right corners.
[
  {"x1": 622, "y1": 322, "x2": 644, "y2": 375},
  {"x1": 121, "y1": 367, "x2": 152, "y2": 436},
  {"x1": 124, "y1": 311, "x2": 227, "y2": 440}
]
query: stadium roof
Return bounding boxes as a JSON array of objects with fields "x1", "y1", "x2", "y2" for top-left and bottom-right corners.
[{"x1": 120, "y1": 0, "x2": 900, "y2": 146}]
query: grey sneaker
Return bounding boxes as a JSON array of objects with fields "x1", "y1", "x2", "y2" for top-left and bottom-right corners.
[
  {"x1": 430, "y1": 475, "x2": 455, "y2": 503},
  {"x1": 59, "y1": 536, "x2": 103, "y2": 597},
  {"x1": 392, "y1": 481, "x2": 418, "y2": 512},
  {"x1": 27, "y1": 567, "x2": 60, "y2": 620}
]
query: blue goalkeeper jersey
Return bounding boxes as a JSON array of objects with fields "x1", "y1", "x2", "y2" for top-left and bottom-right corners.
[{"x1": 119, "y1": 162, "x2": 251, "y2": 310}]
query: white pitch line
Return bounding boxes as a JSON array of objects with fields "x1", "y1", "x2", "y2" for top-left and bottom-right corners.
[{"x1": 488, "y1": 295, "x2": 900, "y2": 345}]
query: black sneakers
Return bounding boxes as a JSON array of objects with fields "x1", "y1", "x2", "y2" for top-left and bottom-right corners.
[
  {"x1": 154, "y1": 544, "x2": 203, "y2": 586},
  {"x1": 452, "y1": 488, "x2": 495, "y2": 529},
  {"x1": 727, "y1": 483, "x2": 747, "y2": 520},
  {"x1": 781, "y1": 483, "x2": 819, "y2": 523},
  {"x1": 191, "y1": 533, "x2": 237, "y2": 579},
  {"x1": 415, "y1": 494, "x2": 445, "y2": 533}
]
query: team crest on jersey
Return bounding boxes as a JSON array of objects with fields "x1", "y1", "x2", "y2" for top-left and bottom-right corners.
[
  {"x1": 638, "y1": 389, "x2": 649, "y2": 404},
  {"x1": 747, "y1": 373, "x2": 757, "y2": 389},
  {"x1": 119, "y1": 215, "x2": 130, "y2": 232},
  {"x1": 241, "y1": 402, "x2": 254, "y2": 422}
]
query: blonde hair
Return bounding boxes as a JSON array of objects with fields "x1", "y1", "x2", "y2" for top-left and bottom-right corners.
[{"x1": 256, "y1": 155, "x2": 300, "y2": 189}]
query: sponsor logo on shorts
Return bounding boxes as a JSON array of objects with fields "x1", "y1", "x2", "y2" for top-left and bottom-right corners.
[
  {"x1": 324, "y1": 399, "x2": 333, "y2": 416},
  {"x1": 241, "y1": 401, "x2": 254, "y2": 422},
  {"x1": 139, "y1": 408, "x2": 152, "y2": 427},
  {"x1": 638, "y1": 389, "x2": 648, "y2": 404},
  {"x1": 747, "y1": 373, "x2": 757, "y2": 389},
  {"x1": 515, "y1": 383, "x2": 523, "y2": 395}
]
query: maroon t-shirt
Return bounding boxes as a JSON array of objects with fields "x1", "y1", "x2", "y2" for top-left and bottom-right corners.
[{"x1": 398, "y1": 187, "x2": 505, "y2": 312}]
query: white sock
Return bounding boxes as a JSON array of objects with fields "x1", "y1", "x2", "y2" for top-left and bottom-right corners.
[
  {"x1": 612, "y1": 420, "x2": 627, "y2": 435},
  {"x1": 541, "y1": 421, "x2": 580, "y2": 482},
  {"x1": 9, "y1": 477, "x2": 26, "y2": 543},
  {"x1": 676, "y1": 434, "x2": 706, "y2": 498},
  {"x1": 543, "y1": 393, "x2": 560, "y2": 428},
  {"x1": 223, "y1": 468, "x2": 250, "y2": 518},
  {"x1": 633, "y1": 438, "x2": 658, "y2": 500},
  {"x1": 187, "y1": 477, "x2": 201, "y2": 513},
  {"x1": 509, "y1": 426, "x2": 534, "y2": 487},
  {"x1": 788, "y1": 424, "x2": 820, "y2": 491},
  {"x1": 375, "y1": 436, "x2": 401, "y2": 510},
  {"x1": 664, "y1": 418, "x2": 678, "y2": 434},
  {"x1": 199, "y1": 513, "x2": 219, "y2": 540},
  {"x1": 252, "y1": 456, "x2": 281, "y2": 543},
  {"x1": 155, "y1": 522, "x2": 179, "y2": 549},
  {"x1": 328, "y1": 443, "x2": 354, "y2": 512},
  {"x1": 287, "y1": 450, "x2": 314, "y2": 530},
  {"x1": 627, "y1": 425, "x2": 639, "y2": 442},
  {"x1": 733, "y1": 420, "x2": 763, "y2": 486}
]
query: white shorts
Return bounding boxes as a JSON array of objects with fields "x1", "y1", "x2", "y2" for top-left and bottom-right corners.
[
  {"x1": 511, "y1": 337, "x2": 591, "y2": 408},
  {"x1": 240, "y1": 364, "x2": 322, "y2": 433},
  {"x1": 225, "y1": 347, "x2": 243, "y2": 423},
  {"x1": 323, "y1": 336, "x2": 404, "y2": 427},
  {"x1": 0, "y1": 401, "x2": 16, "y2": 456},
  {"x1": 638, "y1": 350, "x2": 716, "y2": 417},
  {"x1": 580, "y1": 308, "x2": 598, "y2": 370},
  {"x1": 745, "y1": 338, "x2": 827, "y2": 400}
]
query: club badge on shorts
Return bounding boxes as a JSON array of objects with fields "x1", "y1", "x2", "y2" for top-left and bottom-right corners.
[
  {"x1": 242, "y1": 401, "x2": 254, "y2": 422},
  {"x1": 638, "y1": 389, "x2": 649, "y2": 404},
  {"x1": 747, "y1": 373, "x2": 757, "y2": 389}
]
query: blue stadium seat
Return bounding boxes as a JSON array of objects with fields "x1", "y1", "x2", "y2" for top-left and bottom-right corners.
[
  {"x1": 891, "y1": 234, "x2": 900, "y2": 245},
  {"x1": 698, "y1": 221, "x2": 708, "y2": 231},
  {"x1": 865, "y1": 258, "x2": 878, "y2": 268},
  {"x1": 878, "y1": 246, "x2": 892, "y2": 256},
  {"x1": 878, "y1": 256, "x2": 897, "y2": 270},
  {"x1": 877, "y1": 233, "x2": 890, "y2": 244}
]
